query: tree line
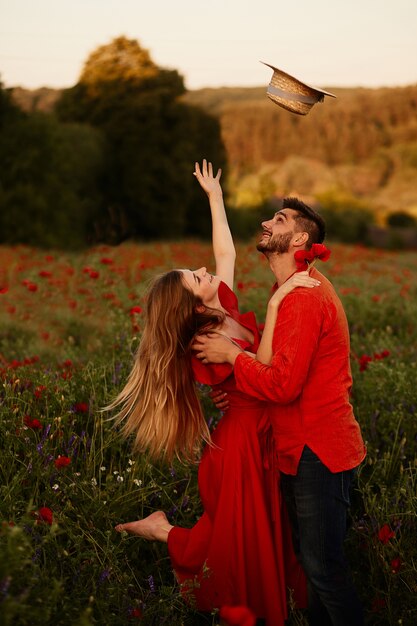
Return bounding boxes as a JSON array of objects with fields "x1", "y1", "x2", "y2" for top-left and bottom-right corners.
[{"x1": 0, "y1": 37, "x2": 226, "y2": 248}]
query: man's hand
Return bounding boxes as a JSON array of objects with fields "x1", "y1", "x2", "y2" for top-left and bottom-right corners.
[
  {"x1": 210, "y1": 389, "x2": 229, "y2": 411},
  {"x1": 192, "y1": 333, "x2": 241, "y2": 365}
]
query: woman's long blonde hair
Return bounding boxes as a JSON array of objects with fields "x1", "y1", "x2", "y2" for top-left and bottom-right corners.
[{"x1": 107, "y1": 270, "x2": 224, "y2": 463}]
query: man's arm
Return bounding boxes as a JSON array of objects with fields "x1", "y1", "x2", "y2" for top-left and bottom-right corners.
[
  {"x1": 193, "y1": 290, "x2": 323, "y2": 404},
  {"x1": 234, "y1": 292, "x2": 323, "y2": 403}
]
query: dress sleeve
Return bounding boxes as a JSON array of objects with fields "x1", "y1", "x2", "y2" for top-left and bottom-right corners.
[
  {"x1": 217, "y1": 280, "x2": 239, "y2": 316},
  {"x1": 190, "y1": 281, "x2": 237, "y2": 386},
  {"x1": 191, "y1": 354, "x2": 233, "y2": 386}
]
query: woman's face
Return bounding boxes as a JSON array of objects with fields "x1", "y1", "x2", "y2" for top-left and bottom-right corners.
[{"x1": 180, "y1": 267, "x2": 220, "y2": 305}]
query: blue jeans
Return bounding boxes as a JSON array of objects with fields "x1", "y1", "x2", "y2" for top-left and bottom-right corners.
[{"x1": 280, "y1": 446, "x2": 364, "y2": 626}]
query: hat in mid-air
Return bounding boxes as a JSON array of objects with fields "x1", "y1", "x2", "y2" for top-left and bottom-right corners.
[{"x1": 261, "y1": 62, "x2": 336, "y2": 115}]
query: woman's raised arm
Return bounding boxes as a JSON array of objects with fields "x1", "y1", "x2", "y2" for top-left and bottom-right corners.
[{"x1": 194, "y1": 159, "x2": 236, "y2": 290}]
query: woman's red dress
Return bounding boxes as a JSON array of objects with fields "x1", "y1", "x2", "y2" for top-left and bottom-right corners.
[{"x1": 167, "y1": 282, "x2": 306, "y2": 625}]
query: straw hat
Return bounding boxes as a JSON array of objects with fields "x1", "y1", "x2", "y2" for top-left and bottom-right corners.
[{"x1": 261, "y1": 62, "x2": 336, "y2": 115}]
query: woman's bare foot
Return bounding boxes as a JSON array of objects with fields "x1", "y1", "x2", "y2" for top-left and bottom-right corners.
[{"x1": 115, "y1": 511, "x2": 173, "y2": 543}]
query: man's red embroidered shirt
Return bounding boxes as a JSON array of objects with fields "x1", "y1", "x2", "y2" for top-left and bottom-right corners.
[{"x1": 234, "y1": 268, "x2": 366, "y2": 475}]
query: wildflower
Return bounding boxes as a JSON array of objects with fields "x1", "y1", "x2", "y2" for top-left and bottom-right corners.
[
  {"x1": 133, "y1": 479, "x2": 142, "y2": 487},
  {"x1": 391, "y1": 557, "x2": 402, "y2": 573},
  {"x1": 374, "y1": 350, "x2": 390, "y2": 360},
  {"x1": 98, "y1": 568, "x2": 111, "y2": 584},
  {"x1": 100, "y1": 257, "x2": 114, "y2": 265},
  {"x1": 219, "y1": 605, "x2": 257, "y2": 626},
  {"x1": 100, "y1": 466, "x2": 106, "y2": 472},
  {"x1": 0, "y1": 286, "x2": 9, "y2": 294},
  {"x1": 37, "y1": 507, "x2": 53, "y2": 525},
  {"x1": 371, "y1": 597, "x2": 386, "y2": 613},
  {"x1": 378, "y1": 523, "x2": 395, "y2": 545},
  {"x1": 128, "y1": 607, "x2": 142, "y2": 619},
  {"x1": 34, "y1": 385, "x2": 47, "y2": 399},
  {"x1": 91, "y1": 478, "x2": 97, "y2": 487},
  {"x1": 294, "y1": 243, "x2": 331, "y2": 271},
  {"x1": 52, "y1": 484, "x2": 60, "y2": 491},
  {"x1": 359, "y1": 355, "x2": 373, "y2": 372},
  {"x1": 74, "y1": 402, "x2": 89, "y2": 413},
  {"x1": 117, "y1": 475, "x2": 124, "y2": 483},
  {"x1": 24, "y1": 415, "x2": 42, "y2": 430},
  {"x1": 128, "y1": 459, "x2": 135, "y2": 466},
  {"x1": 147, "y1": 575, "x2": 156, "y2": 593},
  {"x1": 54, "y1": 456, "x2": 71, "y2": 469},
  {"x1": 130, "y1": 306, "x2": 142, "y2": 315}
]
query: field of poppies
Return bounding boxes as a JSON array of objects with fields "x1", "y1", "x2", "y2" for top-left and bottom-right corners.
[{"x1": 0, "y1": 240, "x2": 416, "y2": 626}]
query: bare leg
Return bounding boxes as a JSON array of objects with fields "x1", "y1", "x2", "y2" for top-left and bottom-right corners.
[{"x1": 115, "y1": 511, "x2": 174, "y2": 543}]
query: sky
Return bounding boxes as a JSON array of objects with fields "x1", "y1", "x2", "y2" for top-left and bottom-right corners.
[{"x1": 1, "y1": 0, "x2": 417, "y2": 91}]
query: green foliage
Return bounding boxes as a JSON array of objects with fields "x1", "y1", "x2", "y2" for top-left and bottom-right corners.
[
  {"x1": 79, "y1": 36, "x2": 159, "y2": 95},
  {"x1": 0, "y1": 84, "x2": 106, "y2": 248},
  {"x1": 56, "y1": 37, "x2": 226, "y2": 243},
  {"x1": 316, "y1": 190, "x2": 375, "y2": 243},
  {"x1": 0, "y1": 241, "x2": 416, "y2": 624},
  {"x1": 386, "y1": 212, "x2": 416, "y2": 228}
]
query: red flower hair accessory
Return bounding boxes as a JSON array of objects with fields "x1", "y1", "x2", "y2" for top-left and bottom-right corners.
[{"x1": 294, "y1": 243, "x2": 331, "y2": 271}]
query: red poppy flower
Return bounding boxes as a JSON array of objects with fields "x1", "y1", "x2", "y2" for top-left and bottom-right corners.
[
  {"x1": 371, "y1": 597, "x2": 386, "y2": 613},
  {"x1": 34, "y1": 385, "x2": 47, "y2": 399},
  {"x1": 24, "y1": 415, "x2": 42, "y2": 430},
  {"x1": 74, "y1": 402, "x2": 89, "y2": 413},
  {"x1": 39, "y1": 270, "x2": 52, "y2": 278},
  {"x1": 130, "y1": 306, "x2": 142, "y2": 316},
  {"x1": 100, "y1": 257, "x2": 114, "y2": 265},
  {"x1": 359, "y1": 354, "x2": 373, "y2": 372},
  {"x1": 377, "y1": 523, "x2": 395, "y2": 545},
  {"x1": 128, "y1": 607, "x2": 142, "y2": 619},
  {"x1": 219, "y1": 605, "x2": 256, "y2": 626},
  {"x1": 37, "y1": 507, "x2": 53, "y2": 525},
  {"x1": 391, "y1": 557, "x2": 402, "y2": 573},
  {"x1": 310, "y1": 243, "x2": 331, "y2": 262},
  {"x1": 54, "y1": 456, "x2": 71, "y2": 469},
  {"x1": 0, "y1": 286, "x2": 9, "y2": 294},
  {"x1": 294, "y1": 243, "x2": 331, "y2": 271},
  {"x1": 294, "y1": 250, "x2": 314, "y2": 271}
]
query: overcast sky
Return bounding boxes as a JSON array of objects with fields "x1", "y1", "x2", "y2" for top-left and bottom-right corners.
[{"x1": 1, "y1": 0, "x2": 416, "y2": 91}]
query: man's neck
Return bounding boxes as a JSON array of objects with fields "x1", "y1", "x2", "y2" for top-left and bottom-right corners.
[{"x1": 267, "y1": 253, "x2": 297, "y2": 286}]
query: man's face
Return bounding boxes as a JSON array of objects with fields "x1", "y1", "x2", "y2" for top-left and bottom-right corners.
[{"x1": 257, "y1": 209, "x2": 299, "y2": 254}]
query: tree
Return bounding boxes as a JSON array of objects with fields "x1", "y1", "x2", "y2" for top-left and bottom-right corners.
[
  {"x1": 0, "y1": 79, "x2": 106, "y2": 248},
  {"x1": 56, "y1": 37, "x2": 226, "y2": 241}
]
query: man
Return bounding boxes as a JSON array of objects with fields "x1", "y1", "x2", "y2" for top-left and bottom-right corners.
[{"x1": 193, "y1": 197, "x2": 366, "y2": 626}]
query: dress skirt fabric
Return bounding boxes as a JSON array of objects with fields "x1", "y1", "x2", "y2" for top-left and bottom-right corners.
[{"x1": 167, "y1": 282, "x2": 307, "y2": 625}]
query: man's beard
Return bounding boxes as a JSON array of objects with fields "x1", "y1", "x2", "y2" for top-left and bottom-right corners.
[{"x1": 257, "y1": 231, "x2": 293, "y2": 255}]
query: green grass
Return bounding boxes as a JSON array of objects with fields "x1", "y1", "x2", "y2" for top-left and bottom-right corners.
[{"x1": 0, "y1": 241, "x2": 416, "y2": 625}]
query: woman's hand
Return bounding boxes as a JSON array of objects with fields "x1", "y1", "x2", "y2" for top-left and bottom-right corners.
[
  {"x1": 194, "y1": 159, "x2": 222, "y2": 198},
  {"x1": 256, "y1": 270, "x2": 321, "y2": 365},
  {"x1": 269, "y1": 270, "x2": 321, "y2": 308}
]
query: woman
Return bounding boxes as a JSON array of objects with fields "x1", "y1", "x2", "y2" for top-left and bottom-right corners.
[{"x1": 112, "y1": 160, "x2": 319, "y2": 625}]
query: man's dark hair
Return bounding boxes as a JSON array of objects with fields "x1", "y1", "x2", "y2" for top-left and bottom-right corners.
[{"x1": 282, "y1": 197, "x2": 326, "y2": 248}]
